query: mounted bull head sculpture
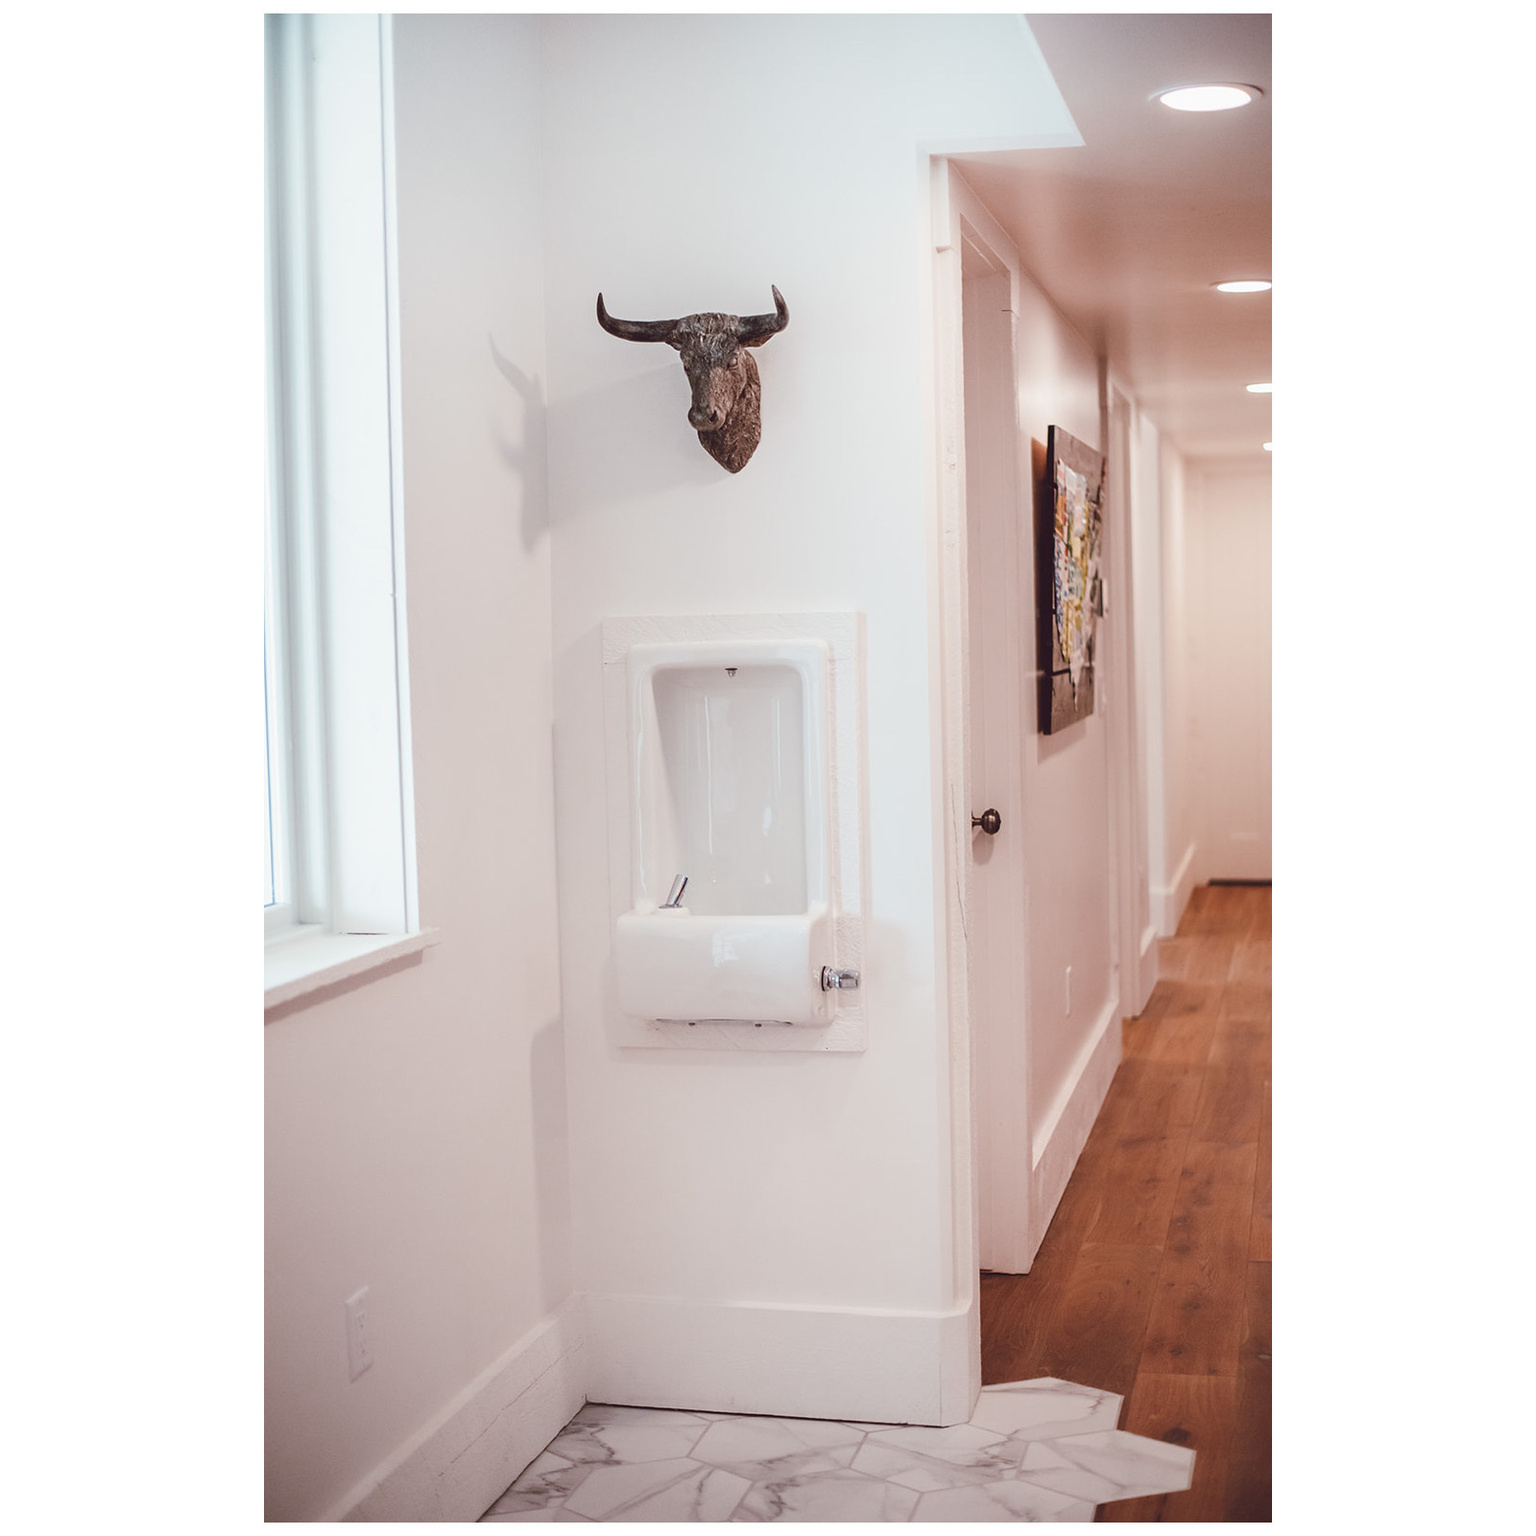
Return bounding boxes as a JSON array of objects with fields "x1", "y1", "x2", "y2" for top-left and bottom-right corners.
[{"x1": 596, "y1": 286, "x2": 789, "y2": 473}]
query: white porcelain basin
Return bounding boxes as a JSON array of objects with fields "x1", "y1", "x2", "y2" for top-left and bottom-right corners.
[
  {"x1": 615, "y1": 903, "x2": 834, "y2": 1026},
  {"x1": 617, "y1": 639, "x2": 834, "y2": 1024}
]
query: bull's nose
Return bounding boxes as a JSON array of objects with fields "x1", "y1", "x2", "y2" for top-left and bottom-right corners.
[{"x1": 689, "y1": 406, "x2": 723, "y2": 430}]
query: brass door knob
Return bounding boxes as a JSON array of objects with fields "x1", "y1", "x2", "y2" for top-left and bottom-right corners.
[{"x1": 972, "y1": 808, "x2": 1001, "y2": 835}]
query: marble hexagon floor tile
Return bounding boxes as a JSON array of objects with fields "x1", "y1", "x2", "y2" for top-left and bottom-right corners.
[
  {"x1": 480, "y1": 1378, "x2": 1193, "y2": 1523},
  {"x1": 970, "y1": 1379, "x2": 1124, "y2": 1442}
]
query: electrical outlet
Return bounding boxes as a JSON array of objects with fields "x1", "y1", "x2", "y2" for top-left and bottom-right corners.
[
  {"x1": 346, "y1": 1287, "x2": 373, "y2": 1381},
  {"x1": 1064, "y1": 965, "x2": 1072, "y2": 1016}
]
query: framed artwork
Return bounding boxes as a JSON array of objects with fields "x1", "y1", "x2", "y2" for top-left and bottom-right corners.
[{"x1": 1035, "y1": 425, "x2": 1106, "y2": 734}]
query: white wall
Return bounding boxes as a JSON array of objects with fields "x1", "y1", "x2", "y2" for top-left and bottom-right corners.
[
  {"x1": 1008, "y1": 270, "x2": 1116, "y2": 1148},
  {"x1": 1187, "y1": 462, "x2": 1272, "y2": 881},
  {"x1": 264, "y1": 17, "x2": 575, "y2": 1520},
  {"x1": 539, "y1": 14, "x2": 1076, "y2": 1423}
]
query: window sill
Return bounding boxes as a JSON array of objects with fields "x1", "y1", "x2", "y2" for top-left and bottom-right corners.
[{"x1": 265, "y1": 927, "x2": 440, "y2": 1012}]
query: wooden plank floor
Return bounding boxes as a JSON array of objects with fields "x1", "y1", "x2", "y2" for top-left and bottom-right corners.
[{"x1": 980, "y1": 883, "x2": 1271, "y2": 1522}]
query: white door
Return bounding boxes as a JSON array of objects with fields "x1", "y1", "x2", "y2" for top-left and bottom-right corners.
[{"x1": 961, "y1": 245, "x2": 1033, "y2": 1274}]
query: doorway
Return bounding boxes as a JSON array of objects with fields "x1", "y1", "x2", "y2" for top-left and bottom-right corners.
[
  {"x1": 934, "y1": 164, "x2": 1151, "y2": 1297},
  {"x1": 1188, "y1": 465, "x2": 1272, "y2": 881}
]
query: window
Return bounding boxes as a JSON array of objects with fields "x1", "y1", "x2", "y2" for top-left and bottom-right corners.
[{"x1": 264, "y1": 15, "x2": 429, "y2": 1007}]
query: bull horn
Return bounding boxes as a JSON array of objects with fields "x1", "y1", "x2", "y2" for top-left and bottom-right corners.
[
  {"x1": 735, "y1": 285, "x2": 789, "y2": 347},
  {"x1": 596, "y1": 293, "x2": 680, "y2": 343}
]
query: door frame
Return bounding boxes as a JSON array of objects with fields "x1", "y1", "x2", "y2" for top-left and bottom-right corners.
[
  {"x1": 1105, "y1": 383, "x2": 1159, "y2": 1017},
  {"x1": 929, "y1": 158, "x2": 1153, "y2": 1298},
  {"x1": 929, "y1": 161, "x2": 1041, "y2": 1285}
]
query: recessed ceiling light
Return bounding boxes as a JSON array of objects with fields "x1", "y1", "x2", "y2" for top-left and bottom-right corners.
[
  {"x1": 1214, "y1": 280, "x2": 1272, "y2": 293},
  {"x1": 1247, "y1": 383, "x2": 1273, "y2": 393},
  {"x1": 1263, "y1": 442, "x2": 1273, "y2": 452},
  {"x1": 1155, "y1": 84, "x2": 1261, "y2": 112}
]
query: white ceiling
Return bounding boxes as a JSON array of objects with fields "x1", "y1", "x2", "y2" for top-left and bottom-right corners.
[{"x1": 951, "y1": 13, "x2": 1272, "y2": 462}]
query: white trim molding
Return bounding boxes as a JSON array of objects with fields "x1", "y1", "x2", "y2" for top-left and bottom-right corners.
[
  {"x1": 1153, "y1": 840, "x2": 1197, "y2": 938},
  {"x1": 264, "y1": 927, "x2": 440, "y2": 1012},
  {"x1": 1025, "y1": 996, "x2": 1123, "y2": 1269},
  {"x1": 583, "y1": 1292, "x2": 978, "y2": 1429},
  {"x1": 1135, "y1": 921, "x2": 1160, "y2": 1017},
  {"x1": 325, "y1": 1297, "x2": 587, "y2": 1523}
]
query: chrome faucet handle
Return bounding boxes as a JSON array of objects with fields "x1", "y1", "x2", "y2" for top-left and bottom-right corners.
[{"x1": 662, "y1": 874, "x2": 689, "y2": 909}]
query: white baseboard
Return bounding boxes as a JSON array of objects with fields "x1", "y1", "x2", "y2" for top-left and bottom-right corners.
[
  {"x1": 327, "y1": 1297, "x2": 587, "y2": 1522},
  {"x1": 1135, "y1": 923, "x2": 1159, "y2": 1017},
  {"x1": 583, "y1": 1291, "x2": 977, "y2": 1427},
  {"x1": 1152, "y1": 841, "x2": 1197, "y2": 937},
  {"x1": 1024, "y1": 996, "x2": 1122, "y2": 1265}
]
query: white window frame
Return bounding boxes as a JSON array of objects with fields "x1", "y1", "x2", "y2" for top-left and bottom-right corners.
[{"x1": 264, "y1": 14, "x2": 433, "y2": 1009}]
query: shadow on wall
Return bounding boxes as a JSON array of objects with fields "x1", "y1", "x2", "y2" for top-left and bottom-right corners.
[
  {"x1": 488, "y1": 335, "x2": 550, "y2": 552},
  {"x1": 530, "y1": 1013, "x2": 574, "y2": 1309},
  {"x1": 1036, "y1": 714, "x2": 1089, "y2": 766},
  {"x1": 540, "y1": 362, "x2": 766, "y2": 511}
]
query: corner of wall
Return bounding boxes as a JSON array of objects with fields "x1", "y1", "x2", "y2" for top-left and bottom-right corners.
[{"x1": 327, "y1": 1298, "x2": 587, "y2": 1523}]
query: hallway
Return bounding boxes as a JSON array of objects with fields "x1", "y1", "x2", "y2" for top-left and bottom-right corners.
[{"x1": 981, "y1": 883, "x2": 1272, "y2": 1521}]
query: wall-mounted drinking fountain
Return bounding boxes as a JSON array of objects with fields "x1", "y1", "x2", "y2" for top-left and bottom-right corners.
[{"x1": 602, "y1": 614, "x2": 866, "y2": 1046}]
